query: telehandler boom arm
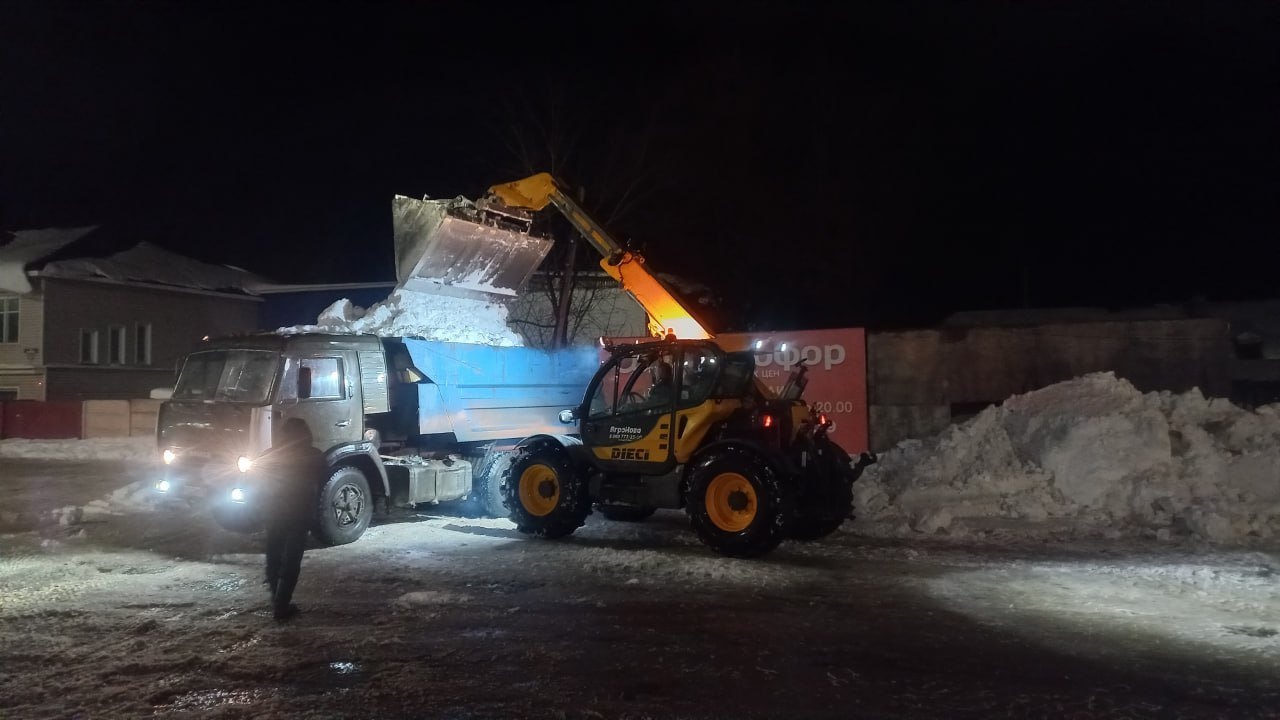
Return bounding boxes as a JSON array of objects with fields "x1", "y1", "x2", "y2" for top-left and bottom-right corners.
[{"x1": 485, "y1": 173, "x2": 712, "y2": 340}]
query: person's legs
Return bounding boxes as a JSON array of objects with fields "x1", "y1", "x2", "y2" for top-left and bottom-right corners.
[
  {"x1": 272, "y1": 523, "x2": 307, "y2": 618},
  {"x1": 264, "y1": 523, "x2": 285, "y2": 596}
]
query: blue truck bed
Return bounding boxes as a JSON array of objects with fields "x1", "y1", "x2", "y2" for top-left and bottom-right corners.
[{"x1": 403, "y1": 339, "x2": 601, "y2": 443}]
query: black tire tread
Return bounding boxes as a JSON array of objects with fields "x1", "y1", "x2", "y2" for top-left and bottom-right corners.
[
  {"x1": 500, "y1": 443, "x2": 590, "y2": 539},
  {"x1": 685, "y1": 448, "x2": 791, "y2": 558},
  {"x1": 313, "y1": 465, "x2": 373, "y2": 546}
]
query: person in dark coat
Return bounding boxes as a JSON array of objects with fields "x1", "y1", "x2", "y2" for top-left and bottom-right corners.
[
  {"x1": 261, "y1": 418, "x2": 325, "y2": 620},
  {"x1": 645, "y1": 360, "x2": 675, "y2": 406}
]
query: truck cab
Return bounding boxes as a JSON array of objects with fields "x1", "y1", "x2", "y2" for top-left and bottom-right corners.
[{"x1": 156, "y1": 334, "x2": 394, "y2": 544}]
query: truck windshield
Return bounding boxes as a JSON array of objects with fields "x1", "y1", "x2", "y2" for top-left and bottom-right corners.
[{"x1": 173, "y1": 350, "x2": 280, "y2": 404}]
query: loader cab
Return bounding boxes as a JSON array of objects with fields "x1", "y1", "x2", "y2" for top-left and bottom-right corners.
[{"x1": 577, "y1": 341, "x2": 757, "y2": 474}]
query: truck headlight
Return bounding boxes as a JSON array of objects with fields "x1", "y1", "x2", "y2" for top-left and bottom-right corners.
[
  {"x1": 156, "y1": 479, "x2": 171, "y2": 493},
  {"x1": 236, "y1": 456, "x2": 253, "y2": 473},
  {"x1": 230, "y1": 487, "x2": 245, "y2": 502},
  {"x1": 162, "y1": 449, "x2": 176, "y2": 465}
]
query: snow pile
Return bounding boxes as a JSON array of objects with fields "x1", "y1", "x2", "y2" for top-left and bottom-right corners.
[
  {"x1": 854, "y1": 373, "x2": 1280, "y2": 544},
  {"x1": 278, "y1": 289, "x2": 524, "y2": 346},
  {"x1": 33, "y1": 480, "x2": 162, "y2": 529},
  {"x1": 0, "y1": 437, "x2": 156, "y2": 462}
]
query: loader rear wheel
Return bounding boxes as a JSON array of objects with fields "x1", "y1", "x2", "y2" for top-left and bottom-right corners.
[
  {"x1": 686, "y1": 450, "x2": 790, "y2": 558},
  {"x1": 597, "y1": 504, "x2": 657, "y2": 522},
  {"x1": 787, "y1": 482, "x2": 852, "y2": 541},
  {"x1": 501, "y1": 443, "x2": 590, "y2": 539},
  {"x1": 788, "y1": 437, "x2": 859, "y2": 542}
]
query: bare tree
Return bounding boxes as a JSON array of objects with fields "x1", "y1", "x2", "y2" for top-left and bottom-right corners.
[{"x1": 486, "y1": 82, "x2": 665, "y2": 347}]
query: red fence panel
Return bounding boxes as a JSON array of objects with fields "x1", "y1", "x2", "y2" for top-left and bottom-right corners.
[{"x1": 1, "y1": 401, "x2": 84, "y2": 440}]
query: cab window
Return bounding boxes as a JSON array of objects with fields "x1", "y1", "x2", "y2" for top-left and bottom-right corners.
[
  {"x1": 588, "y1": 348, "x2": 678, "y2": 417},
  {"x1": 279, "y1": 357, "x2": 346, "y2": 401},
  {"x1": 710, "y1": 352, "x2": 755, "y2": 399},
  {"x1": 678, "y1": 348, "x2": 720, "y2": 408}
]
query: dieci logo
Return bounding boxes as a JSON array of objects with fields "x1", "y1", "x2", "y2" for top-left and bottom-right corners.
[{"x1": 611, "y1": 447, "x2": 651, "y2": 460}]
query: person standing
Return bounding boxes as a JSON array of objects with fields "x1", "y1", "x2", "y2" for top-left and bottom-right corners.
[{"x1": 261, "y1": 418, "x2": 325, "y2": 620}]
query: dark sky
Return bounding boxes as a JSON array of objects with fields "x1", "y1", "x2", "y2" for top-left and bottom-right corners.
[{"x1": 2, "y1": 1, "x2": 1279, "y2": 330}]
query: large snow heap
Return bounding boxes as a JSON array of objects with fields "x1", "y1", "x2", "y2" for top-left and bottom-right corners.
[
  {"x1": 279, "y1": 289, "x2": 524, "y2": 347},
  {"x1": 854, "y1": 373, "x2": 1280, "y2": 544}
]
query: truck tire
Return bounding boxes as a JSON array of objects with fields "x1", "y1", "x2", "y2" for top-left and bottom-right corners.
[
  {"x1": 686, "y1": 450, "x2": 791, "y2": 558},
  {"x1": 314, "y1": 466, "x2": 373, "y2": 546},
  {"x1": 501, "y1": 443, "x2": 590, "y2": 539},
  {"x1": 597, "y1": 504, "x2": 657, "y2": 522},
  {"x1": 470, "y1": 451, "x2": 513, "y2": 518}
]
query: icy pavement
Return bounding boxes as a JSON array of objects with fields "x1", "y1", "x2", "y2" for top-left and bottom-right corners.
[{"x1": 2, "y1": 459, "x2": 1279, "y2": 718}]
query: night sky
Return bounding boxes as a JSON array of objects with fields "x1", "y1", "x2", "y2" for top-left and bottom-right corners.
[{"x1": 2, "y1": 1, "x2": 1278, "y2": 331}]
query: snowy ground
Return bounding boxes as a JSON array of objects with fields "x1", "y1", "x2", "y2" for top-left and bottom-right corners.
[{"x1": 2, "y1": 458, "x2": 1279, "y2": 718}]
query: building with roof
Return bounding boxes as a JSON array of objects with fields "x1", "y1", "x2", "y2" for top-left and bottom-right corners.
[{"x1": 0, "y1": 227, "x2": 263, "y2": 400}]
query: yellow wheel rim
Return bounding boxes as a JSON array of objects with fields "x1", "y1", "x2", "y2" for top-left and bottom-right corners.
[
  {"x1": 518, "y1": 463, "x2": 560, "y2": 517},
  {"x1": 705, "y1": 472, "x2": 758, "y2": 533}
]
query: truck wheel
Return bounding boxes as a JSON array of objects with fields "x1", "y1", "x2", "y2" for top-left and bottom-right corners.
[
  {"x1": 471, "y1": 451, "x2": 513, "y2": 518},
  {"x1": 501, "y1": 443, "x2": 589, "y2": 539},
  {"x1": 597, "y1": 504, "x2": 657, "y2": 522},
  {"x1": 314, "y1": 466, "x2": 373, "y2": 546},
  {"x1": 686, "y1": 450, "x2": 791, "y2": 558}
]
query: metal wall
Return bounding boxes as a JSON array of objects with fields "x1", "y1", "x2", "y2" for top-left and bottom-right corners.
[{"x1": 867, "y1": 318, "x2": 1233, "y2": 451}]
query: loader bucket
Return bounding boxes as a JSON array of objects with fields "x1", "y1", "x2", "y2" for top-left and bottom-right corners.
[{"x1": 392, "y1": 195, "x2": 554, "y2": 299}]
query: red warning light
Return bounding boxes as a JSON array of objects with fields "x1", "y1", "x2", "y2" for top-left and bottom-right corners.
[{"x1": 761, "y1": 414, "x2": 774, "y2": 428}]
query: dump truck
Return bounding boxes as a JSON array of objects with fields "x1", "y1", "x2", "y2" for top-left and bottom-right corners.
[
  {"x1": 155, "y1": 193, "x2": 602, "y2": 544},
  {"x1": 156, "y1": 333, "x2": 600, "y2": 544}
]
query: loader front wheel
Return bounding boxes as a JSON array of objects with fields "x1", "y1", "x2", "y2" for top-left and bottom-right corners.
[
  {"x1": 501, "y1": 443, "x2": 590, "y2": 539},
  {"x1": 686, "y1": 450, "x2": 790, "y2": 558}
]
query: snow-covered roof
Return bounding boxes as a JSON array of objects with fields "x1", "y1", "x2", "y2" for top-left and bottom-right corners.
[
  {"x1": 0, "y1": 226, "x2": 97, "y2": 293},
  {"x1": 37, "y1": 241, "x2": 266, "y2": 294}
]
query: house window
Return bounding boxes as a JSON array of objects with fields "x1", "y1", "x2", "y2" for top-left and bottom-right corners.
[
  {"x1": 79, "y1": 329, "x2": 100, "y2": 364},
  {"x1": 135, "y1": 323, "x2": 153, "y2": 366},
  {"x1": 0, "y1": 296, "x2": 18, "y2": 343},
  {"x1": 107, "y1": 325, "x2": 127, "y2": 365}
]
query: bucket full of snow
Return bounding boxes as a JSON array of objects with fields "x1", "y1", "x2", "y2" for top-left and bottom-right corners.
[{"x1": 392, "y1": 195, "x2": 553, "y2": 301}]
